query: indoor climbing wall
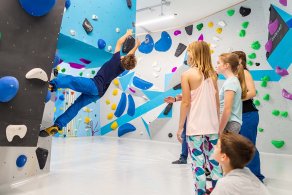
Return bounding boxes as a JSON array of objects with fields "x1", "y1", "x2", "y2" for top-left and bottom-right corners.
[
  {"x1": 0, "y1": 0, "x2": 64, "y2": 185},
  {"x1": 101, "y1": 0, "x2": 292, "y2": 155}
]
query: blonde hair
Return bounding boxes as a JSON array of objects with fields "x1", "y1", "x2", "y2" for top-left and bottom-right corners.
[
  {"x1": 219, "y1": 53, "x2": 247, "y2": 99},
  {"x1": 187, "y1": 41, "x2": 216, "y2": 79}
]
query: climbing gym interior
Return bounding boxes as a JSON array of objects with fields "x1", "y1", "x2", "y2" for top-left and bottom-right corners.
[{"x1": 0, "y1": 0, "x2": 292, "y2": 194}]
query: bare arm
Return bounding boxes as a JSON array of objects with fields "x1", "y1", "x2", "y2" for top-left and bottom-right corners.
[
  {"x1": 114, "y1": 29, "x2": 133, "y2": 53},
  {"x1": 212, "y1": 75, "x2": 220, "y2": 119},
  {"x1": 219, "y1": 90, "x2": 235, "y2": 133},
  {"x1": 242, "y1": 70, "x2": 256, "y2": 101}
]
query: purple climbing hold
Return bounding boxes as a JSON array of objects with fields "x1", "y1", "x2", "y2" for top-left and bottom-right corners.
[
  {"x1": 268, "y1": 18, "x2": 279, "y2": 35},
  {"x1": 265, "y1": 39, "x2": 273, "y2": 52},
  {"x1": 97, "y1": 39, "x2": 106, "y2": 49},
  {"x1": 174, "y1": 30, "x2": 181, "y2": 36},
  {"x1": 129, "y1": 88, "x2": 136, "y2": 93},
  {"x1": 275, "y1": 66, "x2": 289, "y2": 77},
  {"x1": 279, "y1": 0, "x2": 287, "y2": 6},
  {"x1": 79, "y1": 58, "x2": 91, "y2": 64},
  {"x1": 172, "y1": 67, "x2": 177, "y2": 73},
  {"x1": 282, "y1": 89, "x2": 292, "y2": 100},
  {"x1": 69, "y1": 63, "x2": 85, "y2": 69},
  {"x1": 198, "y1": 34, "x2": 204, "y2": 41}
]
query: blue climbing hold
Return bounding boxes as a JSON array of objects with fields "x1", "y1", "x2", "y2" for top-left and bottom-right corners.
[
  {"x1": 65, "y1": 0, "x2": 71, "y2": 9},
  {"x1": 133, "y1": 76, "x2": 153, "y2": 90},
  {"x1": 127, "y1": 94, "x2": 135, "y2": 116},
  {"x1": 0, "y1": 76, "x2": 19, "y2": 102},
  {"x1": 16, "y1": 155, "x2": 27, "y2": 168},
  {"x1": 118, "y1": 123, "x2": 136, "y2": 137},
  {"x1": 18, "y1": 0, "x2": 56, "y2": 17},
  {"x1": 45, "y1": 90, "x2": 51, "y2": 103},
  {"x1": 98, "y1": 39, "x2": 106, "y2": 49},
  {"x1": 154, "y1": 31, "x2": 172, "y2": 52},
  {"x1": 114, "y1": 92, "x2": 127, "y2": 117},
  {"x1": 138, "y1": 34, "x2": 154, "y2": 54},
  {"x1": 59, "y1": 94, "x2": 65, "y2": 101}
]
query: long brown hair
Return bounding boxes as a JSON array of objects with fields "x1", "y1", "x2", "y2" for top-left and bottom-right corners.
[
  {"x1": 187, "y1": 41, "x2": 216, "y2": 79},
  {"x1": 232, "y1": 51, "x2": 247, "y2": 70},
  {"x1": 220, "y1": 132, "x2": 255, "y2": 169},
  {"x1": 219, "y1": 53, "x2": 247, "y2": 99}
]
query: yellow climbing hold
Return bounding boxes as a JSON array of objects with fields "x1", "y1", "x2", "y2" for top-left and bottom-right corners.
[
  {"x1": 211, "y1": 50, "x2": 214, "y2": 54},
  {"x1": 56, "y1": 65, "x2": 61, "y2": 71},
  {"x1": 106, "y1": 99, "x2": 111, "y2": 105},
  {"x1": 216, "y1": 28, "x2": 223, "y2": 34},
  {"x1": 107, "y1": 113, "x2": 114, "y2": 120},
  {"x1": 84, "y1": 107, "x2": 91, "y2": 113},
  {"x1": 54, "y1": 107, "x2": 56, "y2": 112},
  {"x1": 111, "y1": 103, "x2": 117, "y2": 110},
  {"x1": 112, "y1": 89, "x2": 118, "y2": 96},
  {"x1": 111, "y1": 121, "x2": 118, "y2": 130},
  {"x1": 113, "y1": 79, "x2": 119, "y2": 86},
  {"x1": 84, "y1": 117, "x2": 91, "y2": 124},
  {"x1": 208, "y1": 22, "x2": 214, "y2": 28},
  {"x1": 60, "y1": 107, "x2": 64, "y2": 111}
]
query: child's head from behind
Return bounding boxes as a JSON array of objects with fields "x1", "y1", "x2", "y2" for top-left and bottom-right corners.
[
  {"x1": 121, "y1": 54, "x2": 137, "y2": 70},
  {"x1": 217, "y1": 53, "x2": 239, "y2": 75},
  {"x1": 232, "y1": 51, "x2": 247, "y2": 70},
  {"x1": 187, "y1": 41, "x2": 215, "y2": 78},
  {"x1": 214, "y1": 132, "x2": 255, "y2": 169}
]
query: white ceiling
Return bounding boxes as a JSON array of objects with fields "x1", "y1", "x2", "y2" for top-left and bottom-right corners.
[{"x1": 136, "y1": 0, "x2": 246, "y2": 35}]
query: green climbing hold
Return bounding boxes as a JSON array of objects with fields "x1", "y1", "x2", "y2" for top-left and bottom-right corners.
[
  {"x1": 61, "y1": 68, "x2": 66, "y2": 73},
  {"x1": 253, "y1": 99, "x2": 260, "y2": 106},
  {"x1": 0, "y1": 32, "x2": 2, "y2": 40},
  {"x1": 271, "y1": 140, "x2": 285, "y2": 149},
  {"x1": 251, "y1": 41, "x2": 261, "y2": 50},
  {"x1": 79, "y1": 72, "x2": 83, "y2": 76},
  {"x1": 196, "y1": 23, "x2": 204, "y2": 31},
  {"x1": 66, "y1": 102, "x2": 68, "y2": 105},
  {"x1": 258, "y1": 128, "x2": 264, "y2": 132},
  {"x1": 263, "y1": 94, "x2": 270, "y2": 101},
  {"x1": 247, "y1": 60, "x2": 253, "y2": 66},
  {"x1": 227, "y1": 9, "x2": 235, "y2": 16},
  {"x1": 261, "y1": 81, "x2": 267, "y2": 87},
  {"x1": 261, "y1": 76, "x2": 270, "y2": 82},
  {"x1": 272, "y1": 110, "x2": 280, "y2": 116},
  {"x1": 280, "y1": 111, "x2": 288, "y2": 118},
  {"x1": 91, "y1": 70, "x2": 96, "y2": 74},
  {"x1": 239, "y1": 29, "x2": 246, "y2": 37},
  {"x1": 242, "y1": 21, "x2": 249, "y2": 29},
  {"x1": 248, "y1": 53, "x2": 256, "y2": 59}
]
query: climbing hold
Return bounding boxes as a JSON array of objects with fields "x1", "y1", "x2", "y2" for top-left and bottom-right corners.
[
  {"x1": 91, "y1": 70, "x2": 96, "y2": 75},
  {"x1": 268, "y1": 18, "x2": 279, "y2": 35},
  {"x1": 92, "y1": 15, "x2": 98, "y2": 20},
  {"x1": 216, "y1": 28, "x2": 223, "y2": 34},
  {"x1": 265, "y1": 39, "x2": 273, "y2": 52},
  {"x1": 185, "y1": 25, "x2": 193, "y2": 35},
  {"x1": 175, "y1": 43, "x2": 187, "y2": 57},
  {"x1": 18, "y1": 0, "x2": 56, "y2": 17},
  {"x1": 65, "y1": 0, "x2": 71, "y2": 9},
  {"x1": 208, "y1": 22, "x2": 214, "y2": 28},
  {"x1": 26, "y1": 68, "x2": 48, "y2": 82},
  {"x1": 271, "y1": 140, "x2": 285, "y2": 149},
  {"x1": 79, "y1": 58, "x2": 91, "y2": 64},
  {"x1": 126, "y1": 0, "x2": 132, "y2": 8},
  {"x1": 139, "y1": 34, "x2": 154, "y2": 54},
  {"x1": 153, "y1": 73, "x2": 159, "y2": 78},
  {"x1": 114, "y1": 92, "x2": 127, "y2": 117},
  {"x1": 239, "y1": 6, "x2": 251, "y2": 17},
  {"x1": 118, "y1": 123, "x2": 136, "y2": 137},
  {"x1": 282, "y1": 89, "x2": 292, "y2": 100},
  {"x1": 172, "y1": 67, "x2": 177, "y2": 73},
  {"x1": 111, "y1": 121, "x2": 118, "y2": 130},
  {"x1": 248, "y1": 53, "x2": 256, "y2": 59},
  {"x1": 280, "y1": 111, "x2": 288, "y2": 118},
  {"x1": 69, "y1": 63, "x2": 85, "y2": 69},
  {"x1": 173, "y1": 83, "x2": 182, "y2": 90},
  {"x1": 133, "y1": 76, "x2": 153, "y2": 90},
  {"x1": 261, "y1": 76, "x2": 270, "y2": 82},
  {"x1": 272, "y1": 110, "x2": 280, "y2": 116},
  {"x1": 82, "y1": 18, "x2": 93, "y2": 33},
  {"x1": 106, "y1": 99, "x2": 111, "y2": 105},
  {"x1": 255, "y1": 63, "x2": 260, "y2": 66},
  {"x1": 198, "y1": 34, "x2": 204, "y2": 41},
  {"x1": 247, "y1": 60, "x2": 253, "y2": 66},
  {"x1": 45, "y1": 90, "x2": 51, "y2": 103},
  {"x1": 111, "y1": 103, "x2": 117, "y2": 110},
  {"x1": 122, "y1": 36, "x2": 135, "y2": 53},
  {"x1": 163, "y1": 103, "x2": 173, "y2": 115},
  {"x1": 251, "y1": 41, "x2": 261, "y2": 50},
  {"x1": 263, "y1": 94, "x2": 270, "y2": 101},
  {"x1": 127, "y1": 94, "x2": 135, "y2": 116},
  {"x1": 0, "y1": 32, "x2": 2, "y2": 40},
  {"x1": 108, "y1": 45, "x2": 112, "y2": 51},
  {"x1": 129, "y1": 88, "x2": 136, "y2": 93},
  {"x1": 61, "y1": 68, "x2": 66, "y2": 73},
  {"x1": 218, "y1": 21, "x2": 226, "y2": 27},
  {"x1": 84, "y1": 117, "x2": 91, "y2": 124},
  {"x1": 115, "y1": 28, "x2": 120, "y2": 33},
  {"x1": 16, "y1": 155, "x2": 27, "y2": 168},
  {"x1": 258, "y1": 128, "x2": 264, "y2": 132},
  {"x1": 227, "y1": 9, "x2": 235, "y2": 16},
  {"x1": 154, "y1": 31, "x2": 172, "y2": 52},
  {"x1": 242, "y1": 21, "x2": 249, "y2": 29},
  {"x1": 196, "y1": 23, "x2": 204, "y2": 31},
  {"x1": 279, "y1": 0, "x2": 287, "y2": 6},
  {"x1": 239, "y1": 29, "x2": 246, "y2": 37},
  {"x1": 261, "y1": 81, "x2": 267, "y2": 87},
  {"x1": 174, "y1": 30, "x2": 181, "y2": 36},
  {"x1": 112, "y1": 89, "x2": 119, "y2": 96},
  {"x1": 253, "y1": 99, "x2": 260, "y2": 106},
  {"x1": 213, "y1": 36, "x2": 221, "y2": 42},
  {"x1": 107, "y1": 113, "x2": 114, "y2": 120},
  {"x1": 36, "y1": 147, "x2": 48, "y2": 169},
  {"x1": 6, "y1": 125, "x2": 27, "y2": 142},
  {"x1": 0, "y1": 76, "x2": 19, "y2": 102},
  {"x1": 113, "y1": 79, "x2": 119, "y2": 86},
  {"x1": 79, "y1": 72, "x2": 83, "y2": 76},
  {"x1": 69, "y1": 29, "x2": 76, "y2": 36},
  {"x1": 98, "y1": 39, "x2": 106, "y2": 49},
  {"x1": 59, "y1": 94, "x2": 65, "y2": 101},
  {"x1": 168, "y1": 133, "x2": 173, "y2": 138},
  {"x1": 275, "y1": 66, "x2": 289, "y2": 77}
]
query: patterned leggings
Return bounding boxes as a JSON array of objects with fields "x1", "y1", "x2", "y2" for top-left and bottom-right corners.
[{"x1": 187, "y1": 134, "x2": 222, "y2": 195}]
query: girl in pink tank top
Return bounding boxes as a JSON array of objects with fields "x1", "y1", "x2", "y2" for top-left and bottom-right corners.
[{"x1": 177, "y1": 41, "x2": 222, "y2": 195}]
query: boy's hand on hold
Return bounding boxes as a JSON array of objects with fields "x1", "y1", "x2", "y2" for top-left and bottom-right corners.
[
  {"x1": 126, "y1": 29, "x2": 133, "y2": 37},
  {"x1": 164, "y1": 96, "x2": 175, "y2": 103},
  {"x1": 135, "y1": 39, "x2": 141, "y2": 46}
]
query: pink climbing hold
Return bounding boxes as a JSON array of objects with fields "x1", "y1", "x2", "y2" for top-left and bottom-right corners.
[
  {"x1": 172, "y1": 67, "x2": 177, "y2": 73},
  {"x1": 69, "y1": 63, "x2": 85, "y2": 69},
  {"x1": 282, "y1": 89, "x2": 292, "y2": 100},
  {"x1": 275, "y1": 66, "x2": 289, "y2": 77},
  {"x1": 265, "y1": 39, "x2": 273, "y2": 52},
  {"x1": 79, "y1": 58, "x2": 92, "y2": 64},
  {"x1": 129, "y1": 87, "x2": 136, "y2": 93},
  {"x1": 174, "y1": 30, "x2": 181, "y2": 36},
  {"x1": 198, "y1": 34, "x2": 204, "y2": 41},
  {"x1": 268, "y1": 18, "x2": 279, "y2": 35},
  {"x1": 279, "y1": 0, "x2": 287, "y2": 6}
]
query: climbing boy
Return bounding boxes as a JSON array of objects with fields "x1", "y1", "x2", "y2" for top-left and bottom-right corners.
[{"x1": 40, "y1": 29, "x2": 141, "y2": 137}]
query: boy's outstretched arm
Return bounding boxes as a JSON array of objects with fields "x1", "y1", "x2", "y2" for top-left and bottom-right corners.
[
  {"x1": 127, "y1": 39, "x2": 141, "y2": 55},
  {"x1": 114, "y1": 29, "x2": 133, "y2": 53}
]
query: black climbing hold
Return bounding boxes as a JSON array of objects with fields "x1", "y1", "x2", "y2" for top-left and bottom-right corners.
[
  {"x1": 168, "y1": 133, "x2": 173, "y2": 138},
  {"x1": 255, "y1": 62, "x2": 260, "y2": 66},
  {"x1": 82, "y1": 18, "x2": 93, "y2": 34},
  {"x1": 239, "y1": 6, "x2": 251, "y2": 17},
  {"x1": 266, "y1": 52, "x2": 270, "y2": 59},
  {"x1": 126, "y1": 0, "x2": 132, "y2": 9},
  {"x1": 163, "y1": 103, "x2": 173, "y2": 115},
  {"x1": 173, "y1": 83, "x2": 182, "y2": 90},
  {"x1": 132, "y1": 22, "x2": 136, "y2": 27},
  {"x1": 53, "y1": 69, "x2": 58, "y2": 77},
  {"x1": 184, "y1": 60, "x2": 188, "y2": 65},
  {"x1": 122, "y1": 35, "x2": 135, "y2": 53},
  {"x1": 175, "y1": 43, "x2": 187, "y2": 57},
  {"x1": 185, "y1": 25, "x2": 193, "y2": 35},
  {"x1": 36, "y1": 147, "x2": 48, "y2": 170}
]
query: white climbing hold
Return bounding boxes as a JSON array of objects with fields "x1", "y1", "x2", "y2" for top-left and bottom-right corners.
[
  {"x1": 153, "y1": 72, "x2": 159, "y2": 78},
  {"x1": 92, "y1": 15, "x2": 98, "y2": 20},
  {"x1": 25, "y1": 68, "x2": 48, "y2": 82},
  {"x1": 6, "y1": 125, "x2": 27, "y2": 142},
  {"x1": 108, "y1": 45, "x2": 112, "y2": 51},
  {"x1": 210, "y1": 43, "x2": 217, "y2": 48},
  {"x1": 153, "y1": 67, "x2": 161, "y2": 72},
  {"x1": 152, "y1": 61, "x2": 158, "y2": 67},
  {"x1": 116, "y1": 28, "x2": 120, "y2": 33},
  {"x1": 70, "y1": 29, "x2": 76, "y2": 36},
  {"x1": 213, "y1": 36, "x2": 221, "y2": 42},
  {"x1": 227, "y1": 47, "x2": 233, "y2": 52},
  {"x1": 218, "y1": 21, "x2": 226, "y2": 27}
]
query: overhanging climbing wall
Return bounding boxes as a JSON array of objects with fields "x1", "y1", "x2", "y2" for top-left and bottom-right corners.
[{"x1": 0, "y1": 0, "x2": 64, "y2": 146}]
